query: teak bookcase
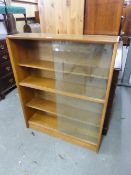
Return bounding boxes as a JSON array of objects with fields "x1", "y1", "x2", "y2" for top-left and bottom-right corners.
[{"x1": 6, "y1": 33, "x2": 119, "y2": 152}]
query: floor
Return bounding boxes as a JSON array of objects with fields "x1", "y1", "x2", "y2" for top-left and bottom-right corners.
[{"x1": 0, "y1": 86, "x2": 131, "y2": 175}]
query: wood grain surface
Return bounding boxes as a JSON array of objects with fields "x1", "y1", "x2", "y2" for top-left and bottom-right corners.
[
  {"x1": 7, "y1": 33, "x2": 119, "y2": 43},
  {"x1": 84, "y1": 0, "x2": 123, "y2": 35},
  {"x1": 38, "y1": 0, "x2": 84, "y2": 34}
]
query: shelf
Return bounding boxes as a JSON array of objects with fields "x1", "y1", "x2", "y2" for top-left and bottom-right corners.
[
  {"x1": 19, "y1": 76, "x2": 105, "y2": 104},
  {"x1": 19, "y1": 59, "x2": 108, "y2": 80},
  {"x1": 27, "y1": 97, "x2": 56, "y2": 115},
  {"x1": 19, "y1": 59, "x2": 54, "y2": 71},
  {"x1": 28, "y1": 111, "x2": 98, "y2": 146},
  {"x1": 27, "y1": 97, "x2": 100, "y2": 127}
]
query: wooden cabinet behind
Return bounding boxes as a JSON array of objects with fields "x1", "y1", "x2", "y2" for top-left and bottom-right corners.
[
  {"x1": 38, "y1": 0, "x2": 85, "y2": 34},
  {"x1": 84, "y1": 0, "x2": 123, "y2": 35}
]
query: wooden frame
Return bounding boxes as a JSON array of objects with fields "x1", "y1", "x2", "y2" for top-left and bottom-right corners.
[{"x1": 6, "y1": 33, "x2": 119, "y2": 152}]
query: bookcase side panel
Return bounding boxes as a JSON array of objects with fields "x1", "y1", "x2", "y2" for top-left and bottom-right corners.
[{"x1": 6, "y1": 39, "x2": 35, "y2": 126}]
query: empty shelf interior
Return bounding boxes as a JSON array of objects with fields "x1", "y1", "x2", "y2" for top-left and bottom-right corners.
[{"x1": 19, "y1": 59, "x2": 109, "y2": 80}]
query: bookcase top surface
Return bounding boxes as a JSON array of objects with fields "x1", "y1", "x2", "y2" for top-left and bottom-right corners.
[{"x1": 7, "y1": 33, "x2": 119, "y2": 44}]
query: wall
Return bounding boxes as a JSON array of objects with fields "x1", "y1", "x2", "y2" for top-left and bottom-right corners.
[
  {"x1": 12, "y1": 2, "x2": 38, "y2": 18},
  {"x1": 0, "y1": 23, "x2": 7, "y2": 34},
  {"x1": 0, "y1": 15, "x2": 7, "y2": 34}
]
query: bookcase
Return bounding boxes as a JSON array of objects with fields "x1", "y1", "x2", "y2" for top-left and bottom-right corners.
[{"x1": 6, "y1": 33, "x2": 119, "y2": 152}]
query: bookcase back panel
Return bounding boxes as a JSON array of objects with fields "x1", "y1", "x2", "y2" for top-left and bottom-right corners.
[{"x1": 25, "y1": 41, "x2": 53, "y2": 60}]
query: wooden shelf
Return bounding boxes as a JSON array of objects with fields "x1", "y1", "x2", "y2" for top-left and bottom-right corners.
[
  {"x1": 19, "y1": 76, "x2": 105, "y2": 104},
  {"x1": 19, "y1": 59, "x2": 54, "y2": 71},
  {"x1": 27, "y1": 97, "x2": 100, "y2": 127},
  {"x1": 28, "y1": 111, "x2": 98, "y2": 147},
  {"x1": 19, "y1": 59, "x2": 108, "y2": 80},
  {"x1": 27, "y1": 97, "x2": 56, "y2": 115}
]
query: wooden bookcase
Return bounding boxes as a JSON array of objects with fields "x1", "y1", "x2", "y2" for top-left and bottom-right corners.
[{"x1": 6, "y1": 33, "x2": 119, "y2": 152}]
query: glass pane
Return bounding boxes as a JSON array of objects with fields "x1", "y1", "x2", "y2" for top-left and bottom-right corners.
[
  {"x1": 56, "y1": 94, "x2": 103, "y2": 144},
  {"x1": 58, "y1": 116, "x2": 98, "y2": 144},
  {"x1": 52, "y1": 41, "x2": 113, "y2": 143},
  {"x1": 53, "y1": 41, "x2": 113, "y2": 100}
]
